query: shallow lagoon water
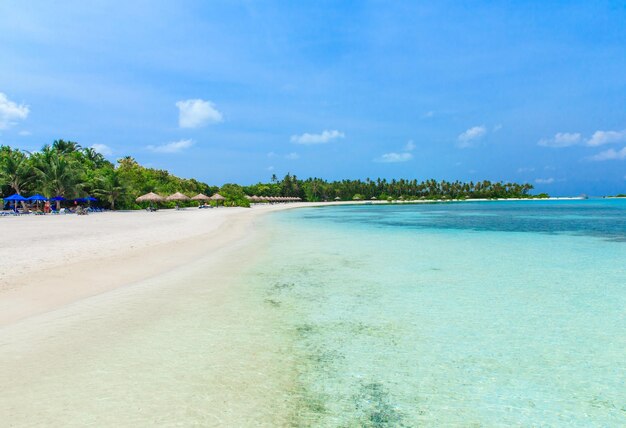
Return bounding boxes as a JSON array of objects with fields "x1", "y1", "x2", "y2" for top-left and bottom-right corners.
[{"x1": 247, "y1": 200, "x2": 626, "y2": 426}]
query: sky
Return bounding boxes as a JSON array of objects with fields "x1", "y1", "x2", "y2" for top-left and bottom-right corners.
[{"x1": 1, "y1": 1, "x2": 625, "y2": 196}]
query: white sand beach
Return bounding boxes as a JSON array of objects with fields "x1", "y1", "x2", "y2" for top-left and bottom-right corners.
[
  {"x1": 0, "y1": 204, "x2": 305, "y2": 326},
  {"x1": 0, "y1": 204, "x2": 315, "y2": 426}
]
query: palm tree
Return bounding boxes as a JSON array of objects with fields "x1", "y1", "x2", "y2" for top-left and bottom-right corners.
[
  {"x1": 93, "y1": 169, "x2": 125, "y2": 210},
  {"x1": 33, "y1": 148, "x2": 80, "y2": 209},
  {"x1": 82, "y1": 147, "x2": 108, "y2": 168},
  {"x1": 51, "y1": 139, "x2": 81, "y2": 154},
  {"x1": 0, "y1": 147, "x2": 34, "y2": 196}
]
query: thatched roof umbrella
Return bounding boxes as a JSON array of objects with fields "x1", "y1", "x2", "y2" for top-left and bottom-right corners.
[
  {"x1": 136, "y1": 192, "x2": 164, "y2": 203},
  {"x1": 136, "y1": 192, "x2": 164, "y2": 211},
  {"x1": 166, "y1": 192, "x2": 190, "y2": 202},
  {"x1": 210, "y1": 193, "x2": 226, "y2": 207},
  {"x1": 334, "y1": 196, "x2": 341, "y2": 201},
  {"x1": 191, "y1": 193, "x2": 210, "y2": 201},
  {"x1": 166, "y1": 192, "x2": 190, "y2": 210},
  {"x1": 192, "y1": 193, "x2": 210, "y2": 208}
]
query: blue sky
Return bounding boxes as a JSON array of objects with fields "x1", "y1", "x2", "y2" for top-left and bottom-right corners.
[{"x1": 1, "y1": 1, "x2": 625, "y2": 195}]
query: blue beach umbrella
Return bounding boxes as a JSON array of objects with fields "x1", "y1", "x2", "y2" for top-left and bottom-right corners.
[
  {"x1": 27, "y1": 194, "x2": 48, "y2": 201},
  {"x1": 27, "y1": 194, "x2": 48, "y2": 211},
  {"x1": 2, "y1": 193, "x2": 27, "y2": 212},
  {"x1": 3, "y1": 193, "x2": 27, "y2": 201}
]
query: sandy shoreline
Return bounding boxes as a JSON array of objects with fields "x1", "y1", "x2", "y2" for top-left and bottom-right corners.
[
  {"x1": 0, "y1": 206, "x2": 302, "y2": 425},
  {"x1": 0, "y1": 203, "x2": 319, "y2": 425},
  {"x1": 0, "y1": 197, "x2": 590, "y2": 327},
  {"x1": 0, "y1": 203, "x2": 314, "y2": 326}
]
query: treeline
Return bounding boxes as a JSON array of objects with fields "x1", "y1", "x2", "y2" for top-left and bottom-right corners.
[
  {"x1": 0, "y1": 140, "x2": 217, "y2": 209},
  {"x1": 244, "y1": 174, "x2": 538, "y2": 201},
  {"x1": 1, "y1": 140, "x2": 539, "y2": 210}
]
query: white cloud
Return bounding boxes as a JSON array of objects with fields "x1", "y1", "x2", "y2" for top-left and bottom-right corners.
[
  {"x1": 18, "y1": 130, "x2": 31, "y2": 136},
  {"x1": 267, "y1": 151, "x2": 277, "y2": 158},
  {"x1": 588, "y1": 146, "x2": 626, "y2": 161},
  {"x1": 457, "y1": 125, "x2": 486, "y2": 148},
  {"x1": 421, "y1": 111, "x2": 434, "y2": 119},
  {"x1": 147, "y1": 139, "x2": 195, "y2": 153},
  {"x1": 376, "y1": 140, "x2": 416, "y2": 163},
  {"x1": 587, "y1": 129, "x2": 626, "y2": 147},
  {"x1": 375, "y1": 152, "x2": 413, "y2": 163},
  {"x1": 285, "y1": 152, "x2": 300, "y2": 160},
  {"x1": 0, "y1": 92, "x2": 29, "y2": 129},
  {"x1": 535, "y1": 178, "x2": 555, "y2": 184},
  {"x1": 291, "y1": 130, "x2": 345, "y2": 145},
  {"x1": 493, "y1": 124, "x2": 503, "y2": 132},
  {"x1": 538, "y1": 129, "x2": 626, "y2": 148},
  {"x1": 538, "y1": 132, "x2": 581, "y2": 148},
  {"x1": 517, "y1": 167, "x2": 535, "y2": 173},
  {"x1": 90, "y1": 144, "x2": 113, "y2": 156},
  {"x1": 267, "y1": 166, "x2": 275, "y2": 171},
  {"x1": 176, "y1": 99, "x2": 223, "y2": 128}
]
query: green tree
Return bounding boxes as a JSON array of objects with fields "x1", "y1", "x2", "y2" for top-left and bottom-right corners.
[
  {"x1": 93, "y1": 168, "x2": 126, "y2": 210},
  {"x1": 219, "y1": 183, "x2": 250, "y2": 207},
  {"x1": 33, "y1": 148, "x2": 81, "y2": 209},
  {"x1": 0, "y1": 147, "x2": 34, "y2": 196}
]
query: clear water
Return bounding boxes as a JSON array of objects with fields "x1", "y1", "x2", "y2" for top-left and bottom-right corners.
[
  {"x1": 1, "y1": 200, "x2": 624, "y2": 426},
  {"x1": 246, "y1": 200, "x2": 626, "y2": 426}
]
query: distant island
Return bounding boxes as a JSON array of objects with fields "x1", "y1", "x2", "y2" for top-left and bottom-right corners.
[{"x1": 1, "y1": 140, "x2": 542, "y2": 210}]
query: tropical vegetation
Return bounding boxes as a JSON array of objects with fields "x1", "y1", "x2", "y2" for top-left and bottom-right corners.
[
  {"x1": 244, "y1": 174, "x2": 538, "y2": 201},
  {"x1": 1, "y1": 140, "x2": 540, "y2": 210}
]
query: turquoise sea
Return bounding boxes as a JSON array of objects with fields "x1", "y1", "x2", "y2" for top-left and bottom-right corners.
[{"x1": 246, "y1": 199, "x2": 626, "y2": 426}]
